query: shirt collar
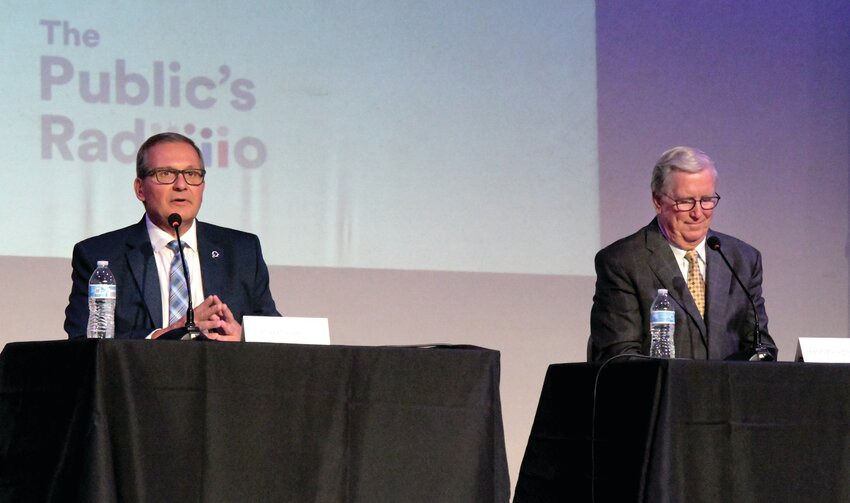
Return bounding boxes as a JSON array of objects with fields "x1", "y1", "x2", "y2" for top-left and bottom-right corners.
[
  {"x1": 145, "y1": 214, "x2": 199, "y2": 253},
  {"x1": 667, "y1": 235, "x2": 707, "y2": 265}
]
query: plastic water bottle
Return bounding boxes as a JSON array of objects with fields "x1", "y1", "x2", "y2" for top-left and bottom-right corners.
[
  {"x1": 649, "y1": 288, "x2": 675, "y2": 358},
  {"x1": 87, "y1": 260, "x2": 116, "y2": 339}
]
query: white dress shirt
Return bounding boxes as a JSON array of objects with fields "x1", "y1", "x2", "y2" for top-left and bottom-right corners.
[
  {"x1": 667, "y1": 237, "x2": 707, "y2": 280},
  {"x1": 145, "y1": 215, "x2": 205, "y2": 327}
]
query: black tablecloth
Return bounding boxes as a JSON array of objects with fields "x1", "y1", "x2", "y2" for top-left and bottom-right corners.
[
  {"x1": 514, "y1": 359, "x2": 850, "y2": 503},
  {"x1": 0, "y1": 340, "x2": 509, "y2": 502}
]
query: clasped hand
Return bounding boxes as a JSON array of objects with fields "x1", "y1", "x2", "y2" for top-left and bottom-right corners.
[{"x1": 152, "y1": 295, "x2": 242, "y2": 342}]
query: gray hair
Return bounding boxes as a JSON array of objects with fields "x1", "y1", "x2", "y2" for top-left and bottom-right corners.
[
  {"x1": 650, "y1": 146, "x2": 717, "y2": 195},
  {"x1": 136, "y1": 132, "x2": 204, "y2": 179}
]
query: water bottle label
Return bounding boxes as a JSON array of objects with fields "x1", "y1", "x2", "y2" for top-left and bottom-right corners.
[
  {"x1": 650, "y1": 310, "x2": 675, "y2": 324},
  {"x1": 89, "y1": 284, "x2": 117, "y2": 299}
]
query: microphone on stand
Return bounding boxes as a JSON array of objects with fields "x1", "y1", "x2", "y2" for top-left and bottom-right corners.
[
  {"x1": 157, "y1": 213, "x2": 205, "y2": 341},
  {"x1": 706, "y1": 236, "x2": 773, "y2": 361}
]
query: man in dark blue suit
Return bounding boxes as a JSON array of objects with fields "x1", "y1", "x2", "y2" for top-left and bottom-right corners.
[
  {"x1": 589, "y1": 146, "x2": 777, "y2": 361},
  {"x1": 64, "y1": 132, "x2": 280, "y2": 340}
]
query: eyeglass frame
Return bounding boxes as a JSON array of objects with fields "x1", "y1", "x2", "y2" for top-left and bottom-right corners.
[
  {"x1": 660, "y1": 193, "x2": 721, "y2": 212},
  {"x1": 143, "y1": 167, "x2": 207, "y2": 186}
]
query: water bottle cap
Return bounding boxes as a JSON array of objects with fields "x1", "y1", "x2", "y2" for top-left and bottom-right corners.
[
  {"x1": 97, "y1": 260, "x2": 109, "y2": 267},
  {"x1": 657, "y1": 288, "x2": 667, "y2": 294}
]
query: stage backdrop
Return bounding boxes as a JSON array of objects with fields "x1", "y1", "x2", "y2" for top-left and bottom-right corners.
[{"x1": 2, "y1": 1, "x2": 849, "y2": 495}]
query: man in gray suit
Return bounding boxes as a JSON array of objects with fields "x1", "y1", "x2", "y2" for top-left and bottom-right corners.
[{"x1": 589, "y1": 146, "x2": 777, "y2": 361}]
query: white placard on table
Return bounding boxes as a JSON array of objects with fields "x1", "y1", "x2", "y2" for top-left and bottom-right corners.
[
  {"x1": 243, "y1": 316, "x2": 330, "y2": 345},
  {"x1": 795, "y1": 337, "x2": 850, "y2": 362}
]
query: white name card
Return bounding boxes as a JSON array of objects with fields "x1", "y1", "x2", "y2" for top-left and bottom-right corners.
[
  {"x1": 795, "y1": 337, "x2": 850, "y2": 362},
  {"x1": 243, "y1": 316, "x2": 330, "y2": 345}
]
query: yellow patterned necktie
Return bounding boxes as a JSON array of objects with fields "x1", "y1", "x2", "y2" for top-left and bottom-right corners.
[{"x1": 685, "y1": 250, "x2": 705, "y2": 317}]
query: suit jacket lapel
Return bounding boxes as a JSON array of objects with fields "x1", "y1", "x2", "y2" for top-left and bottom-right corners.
[
  {"x1": 704, "y1": 231, "x2": 732, "y2": 358},
  {"x1": 126, "y1": 217, "x2": 162, "y2": 328},
  {"x1": 644, "y1": 220, "x2": 708, "y2": 347},
  {"x1": 197, "y1": 222, "x2": 225, "y2": 299}
]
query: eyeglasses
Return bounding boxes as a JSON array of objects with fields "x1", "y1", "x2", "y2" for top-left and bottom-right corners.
[
  {"x1": 144, "y1": 168, "x2": 206, "y2": 186},
  {"x1": 662, "y1": 193, "x2": 721, "y2": 211}
]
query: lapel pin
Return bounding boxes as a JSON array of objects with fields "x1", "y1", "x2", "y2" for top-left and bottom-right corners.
[{"x1": 211, "y1": 250, "x2": 220, "y2": 259}]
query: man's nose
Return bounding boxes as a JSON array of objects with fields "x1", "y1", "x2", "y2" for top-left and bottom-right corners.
[
  {"x1": 689, "y1": 205, "x2": 704, "y2": 218},
  {"x1": 173, "y1": 172, "x2": 188, "y2": 189}
]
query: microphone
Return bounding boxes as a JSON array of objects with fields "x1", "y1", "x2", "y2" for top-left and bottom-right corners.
[
  {"x1": 157, "y1": 213, "x2": 205, "y2": 341},
  {"x1": 706, "y1": 236, "x2": 773, "y2": 361}
]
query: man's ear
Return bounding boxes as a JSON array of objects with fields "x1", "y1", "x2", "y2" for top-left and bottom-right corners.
[
  {"x1": 134, "y1": 178, "x2": 145, "y2": 202},
  {"x1": 651, "y1": 193, "x2": 662, "y2": 213}
]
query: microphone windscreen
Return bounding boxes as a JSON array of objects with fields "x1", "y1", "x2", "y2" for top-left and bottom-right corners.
[
  {"x1": 168, "y1": 213, "x2": 182, "y2": 228},
  {"x1": 707, "y1": 236, "x2": 721, "y2": 250}
]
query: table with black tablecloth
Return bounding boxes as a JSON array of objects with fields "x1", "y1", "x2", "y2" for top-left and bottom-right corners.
[
  {"x1": 514, "y1": 359, "x2": 850, "y2": 503},
  {"x1": 0, "y1": 340, "x2": 509, "y2": 502}
]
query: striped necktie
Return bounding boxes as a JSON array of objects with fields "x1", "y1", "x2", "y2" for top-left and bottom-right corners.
[
  {"x1": 685, "y1": 249, "x2": 705, "y2": 317},
  {"x1": 167, "y1": 240, "x2": 189, "y2": 325}
]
